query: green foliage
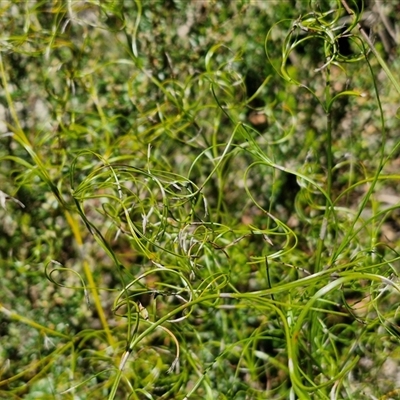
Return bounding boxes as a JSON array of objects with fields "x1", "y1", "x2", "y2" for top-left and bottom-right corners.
[{"x1": 1, "y1": 1, "x2": 400, "y2": 399}]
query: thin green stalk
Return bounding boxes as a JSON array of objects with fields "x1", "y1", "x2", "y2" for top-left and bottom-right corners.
[
  {"x1": 341, "y1": 0, "x2": 400, "y2": 97},
  {"x1": 0, "y1": 342, "x2": 74, "y2": 391},
  {"x1": 313, "y1": 64, "x2": 334, "y2": 276},
  {"x1": 0, "y1": 52, "x2": 115, "y2": 348},
  {"x1": 65, "y1": 211, "x2": 116, "y2": 347},
  {"x1": 0, "y1": 303, "x2": 71, "y2": 340}
]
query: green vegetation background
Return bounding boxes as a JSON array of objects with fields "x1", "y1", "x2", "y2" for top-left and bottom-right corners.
[{"x1": 1, "y1": 1, "x2": 400, "y2": 399}]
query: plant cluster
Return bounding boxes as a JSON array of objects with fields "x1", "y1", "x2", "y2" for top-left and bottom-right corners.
[{"x1": 1, "y1": 1, "x2": 400, "y2": 399}]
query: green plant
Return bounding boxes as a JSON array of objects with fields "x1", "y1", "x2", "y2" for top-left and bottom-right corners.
[{"x1": 1, "y1": 1, "x2": 400, "y2": 399}]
